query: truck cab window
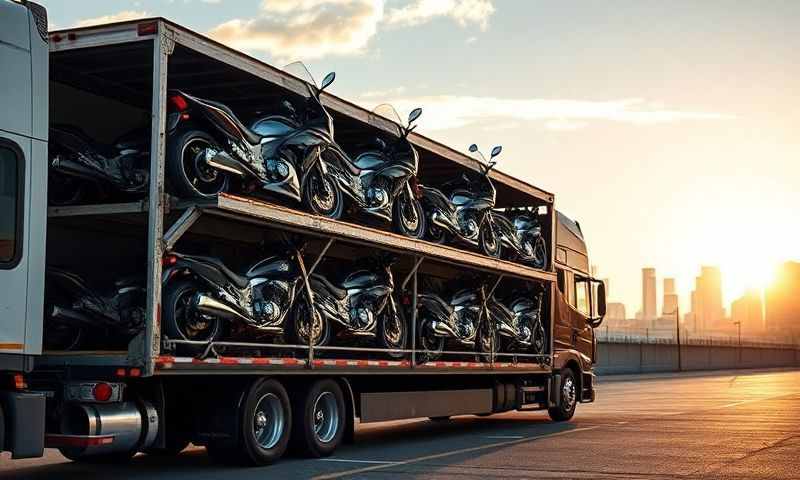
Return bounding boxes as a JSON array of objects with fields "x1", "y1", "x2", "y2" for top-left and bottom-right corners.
[
  {"x1": 575, "y1": 278, "x2": 590, "y2": 316},
  {"x1": 0, "y1": 144, "x2": 21, "y2": 266}
]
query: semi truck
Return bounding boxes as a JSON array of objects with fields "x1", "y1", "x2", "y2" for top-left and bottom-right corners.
[{"x1": 0, "y1": 1, "x2": 606, "y2": 465}]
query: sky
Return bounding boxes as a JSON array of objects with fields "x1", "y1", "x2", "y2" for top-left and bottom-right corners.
[{"x1": 40, "y1": 0, "x2": 800, "y2": 318}]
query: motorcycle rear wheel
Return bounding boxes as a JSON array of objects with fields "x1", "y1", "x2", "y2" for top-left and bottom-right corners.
[
  {"x1": 48, "y1": 171, "x2": 87, "y2": 206},
  {"x1": 167, "y1": 130, "x2": 230, "y2": 199},
  {"x1": 288, "y1": 298, "x2": 330, "y2": 348},
  {"x1": 417, "y1": 322, "x2": 444, "y2": 363},
  {"x1": 162, "y1": 279, "x2": 223, "y2": 348},
  {"x1": 479, "y1": 224, "x2": 502, "y2": 258}
]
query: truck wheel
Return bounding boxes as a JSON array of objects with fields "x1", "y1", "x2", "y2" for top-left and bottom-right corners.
[
  {"x1": 548, "y1": 368, "x2": 577, "y2": 422},
  {"x1": 290, "y1": 379, "x2": 345, "y2": 458},
  {"x1": 235, "y1": 378, "x2": 292, "y2": 465},
  {"x1": 162, "y1": 279, "x2": 222, "y2": 348},
  {"x1": 167, "y1": 130, "x2": 229, "y2": 199}
]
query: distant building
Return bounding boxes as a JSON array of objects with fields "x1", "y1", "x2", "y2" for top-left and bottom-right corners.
[
  {"x1": 662, "y1": 278, "x2": 677, "y2": 316},
  {"x1": 689, "y1": 266, "x2": 724, "y2": 333},
  {"x1": 642, "y1": 267, "x2": 657, "y2": 323},
  {"x1": 605, "y1": 302, "x2": 626, "y2": 322},
  {"x1": 765, "y1": 261, "x2": 800, "y2": 335},
  {"x1": 731, "y1": 289, "x2": 764, "y2": 335}
]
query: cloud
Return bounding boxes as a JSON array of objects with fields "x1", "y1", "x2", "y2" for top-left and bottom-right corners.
[
  {"x1": 361, "y1": 86, "x2": 407, "y2": 98},
  {"x1": 356, "y1": 94, "x2": 735, "y2": 131},
  {"x1": 385, "y1": 0, "x2": 495, "y2": 30},
  {"x1": 209, "y1": 0, "x2": 384, "y2": 60},
  {"x1": 74, "y1": 10, "x2": 149, "y2": 28},
  {"x1": 465, "y1": 36, "x2": 477, "y2": 44}
]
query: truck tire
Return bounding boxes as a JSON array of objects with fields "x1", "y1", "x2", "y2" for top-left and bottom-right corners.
[
  {"x1": 231, "y1": 378, "x2": 292, "y2": 466},
  {"x1": 548, "y1": 368, "x2": 577, "y2": 422},
  {"x1": 290, "y1": 379, "x2": 345, "y2": 458}
]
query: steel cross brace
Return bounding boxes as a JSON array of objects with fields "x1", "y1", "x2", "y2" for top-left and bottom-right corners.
[
  {"x1": 163, "y1": 206, "x2": 202, "y2": 252},
  {"x1": 480, "y1": 274, "x2": 504, "y2": 366},
  {"x1": 294, "y1": 238, "x2": 335, "y2": 368}
]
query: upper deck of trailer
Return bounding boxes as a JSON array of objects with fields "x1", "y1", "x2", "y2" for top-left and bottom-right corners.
[{"x1": 49, "y1": 18, "x2": 554, "y2": 208}]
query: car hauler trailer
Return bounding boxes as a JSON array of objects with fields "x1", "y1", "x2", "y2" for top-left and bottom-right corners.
[{"x1": 0, "y1": 3, "x2": 606, "y2": 465}]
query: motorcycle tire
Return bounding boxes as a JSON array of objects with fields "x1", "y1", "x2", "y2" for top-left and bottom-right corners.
[
  {"x1": 376, "y1": 297, "x2": 408, "y2": 359},
  {"x1": 416, "y1": 321, "x2": 444, "y2": 363},
  {"x1": 392, "y1": 192, "x2": 426, "y2": 240},
  {"x1": 475, "y1": 321, "x2": 497, "y2": 364},
  {"x1": 167, "y1": 129, "x2": 230, "y2": 199},
  {"x1": 288, "y1": 298, "x2": 330, "y2": 348},
  {"x1": 301, "y1": 165, "x2": 343, "y2": 220},
  {"x1": 479, "y1": 224, "x2": 502, "y2": 258},
  {"x1": 48, "y1": 171, "x2": 88, "y2": 206},
  {"x1": 162, "y1": 279, "x2": 223, "y2": 348}
]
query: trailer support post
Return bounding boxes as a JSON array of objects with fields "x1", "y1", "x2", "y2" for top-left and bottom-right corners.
[{"x1": 141, "y1": 23, "x2": 172, "y2": 375}]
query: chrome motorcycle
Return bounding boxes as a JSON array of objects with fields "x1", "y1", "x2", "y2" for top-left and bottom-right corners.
[
  {"x1": 48, "y1": 125, "x2": 149, "y2": 205},
  {"x1": 416, "y1": 282, "x2": 495, "y2": 362},
  {"x1": 491, "y1": 208, "x2": 548, "y2": 268},
  {"x1": 160, "y1": 247, "x2": 325, "y2": 348},
  {"x1": 307, "y1": 255, "x2": 406, "y2": 357},
  {"x1": 323, "y1": 104, "x2": 426, "y2": 238},
  {"x1": 165, "y1": 62, "x2": 343, "y2": 219},
  {"x1": 489, "y1": 288, "x2": 546, "y2": 354},
  {"x1": 420, "y1": 144, "x2": 503, "y2": 257},
  {"x1": 44, "y1": 268, "x2": 145, "y2": 351}
]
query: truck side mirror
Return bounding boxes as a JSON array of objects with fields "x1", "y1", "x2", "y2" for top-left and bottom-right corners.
[{"x1": 596, "y1": 281, "x2": 606, "y2": 318}]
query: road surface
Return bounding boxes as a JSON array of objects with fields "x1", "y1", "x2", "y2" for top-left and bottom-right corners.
[{"x1": 2, "y1": 368, "x2": 799, "y2": 479}]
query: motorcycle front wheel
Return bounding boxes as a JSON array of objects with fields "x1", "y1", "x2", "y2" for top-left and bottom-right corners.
[
  {"x1": 392, "y1": 191, "x2": 426, "y2": 239},
  {"x1": 479, "y1": 224, "x2": 502, "y2": 258},
  {"x1": 162, "y1": 279, "x2": 223, "y2": 348},
  {"x1": 167, "y1": 130, "x2": 230, "y2": 199},
  {"x1": 302, "y1": 167, "x2": 343, "y2": 220},
  {"x1": 376, "y1": 297, "x2": 407, "y2": 359},
  {"x1": 531, "y1": 321, "x2": 547, "y2": 355},
  {"x1": 416, "y1": 321, "x2": 444, "y2": 363},
  {"x1": 288, "y1": 298, "x2": 330, "y2": 349}
]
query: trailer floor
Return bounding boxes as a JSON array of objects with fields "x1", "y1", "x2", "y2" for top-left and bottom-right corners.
[{"x1": 3, "y1": 368, "x2": 800, "y2": 479}]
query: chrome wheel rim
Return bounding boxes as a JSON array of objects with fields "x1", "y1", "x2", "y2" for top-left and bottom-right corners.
[
  {"x1": 298, "y1": 303, "x2": 325, "y2": 345},
  {"x1": 310, "y1": 173, "x2": 336, "y2": 214},
  {"x1": 399, "y1": 197, "x2": 421, "y2": 234},
  {"x1": 481, "y1": 227, "x2": 499, "y2": 256},
  {"x1": 253, "y1": 393, "x2": 284, "y2": 450},
  {"x1": 562, "y1": 376, "x2": 576, "y2": 411},
  {"x1": 313, "y1": 391, "x2": 339, "y2": 444},
  {"x1": 383, "y1": 304, "x2": 404, "y2": 348}
]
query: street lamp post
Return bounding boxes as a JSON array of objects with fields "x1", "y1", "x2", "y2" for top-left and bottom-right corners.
[
  {"x1": 674, "y1": 304, "x2": 682, "y2": 372},
  {"x1": 734, "y1": 320, "x2": 742, "y2": 364}
]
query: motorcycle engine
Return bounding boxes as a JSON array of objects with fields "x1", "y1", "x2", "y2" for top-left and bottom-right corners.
[
  {"x1": 350, "y1": 307, "x2": 374, "y2": 329},
  {"x1": 253, "y1": 300, "x2": 281, "y2": 324},
  {"x1": 253, "y1": 281, "x2": 289, "y2": 325},
  {"x1": 365, "y1": 178, "x2": 391, "y2": 209}
]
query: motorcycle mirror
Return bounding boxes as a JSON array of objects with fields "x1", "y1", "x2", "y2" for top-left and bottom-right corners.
[
  {"x1": 320, "y1": 72, "x2": 336, "y2": 91},
  {"x1": 468, "y1": 144, "x2": 479, "y2": 153},
  {"x1": 408, "y1": 107, "x2": 422, "y2": 126},
  {"x1": 490, "y1": 145, "x2": 502, "y2": 158}
]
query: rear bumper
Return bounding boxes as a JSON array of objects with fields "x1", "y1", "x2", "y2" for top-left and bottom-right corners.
[{"x1": 0, "y1": 391, "x2": 46, "y2": 458}]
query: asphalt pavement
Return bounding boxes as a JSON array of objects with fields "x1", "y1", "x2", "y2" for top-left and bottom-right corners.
[{"x1": 2, "y1": 368, "x2": 799, "y2": 479}]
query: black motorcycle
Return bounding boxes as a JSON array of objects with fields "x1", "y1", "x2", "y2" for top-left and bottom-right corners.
[
  {"x1": 165, "y1": 61, "x2": 343, "y2": 219},
  {"x1": 48, "y1": 125, "x2": 149, "y2": 205},
  {"x1": 322, "y1": 104, "x2": 426, "y2": 238},
  {"x1": 416, "y1": 281, "x2": 495, "y2": 362},
  {"x1": 489, "y1": 288, "x2": 546, "y2": 355},
  {"x1": 491, "y1": 208, "x2": 548, "y2": 268},
  {"x1": 44, "y1": 268, "x2": 145, "y2": 351},
  {"x1": 307, "y1": 255, "x2": 406, "y2": 357},
  {"x1": 161, "y1": 248, "x2": 324, "y2": 348},
  {"x1": 419, "y1": 144, "x2": 503, "y2": 257}
]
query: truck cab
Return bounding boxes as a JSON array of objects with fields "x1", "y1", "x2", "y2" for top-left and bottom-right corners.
[
  {"x1": 0, "y1": 0, "x2": 49, "y2": 459},
  {"x1": 552, "y1": 211, "x2": 606, "y2": 402}
]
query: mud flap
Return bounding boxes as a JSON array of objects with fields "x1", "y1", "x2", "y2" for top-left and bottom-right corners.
[{"x1": 0, "y1": 391, "x2": 45, "y2": 458}]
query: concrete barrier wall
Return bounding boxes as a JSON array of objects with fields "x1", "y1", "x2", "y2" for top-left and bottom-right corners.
[{"x1": 596, "y1": 342, "x2": 800, "y2": 375}]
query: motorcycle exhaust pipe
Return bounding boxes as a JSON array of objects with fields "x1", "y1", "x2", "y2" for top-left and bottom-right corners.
[
  {"x1": 50, "y1": 157, "x2": 105, "y2": 182},
  {"x1": 50, "y1": 305, "x2": 95, "y2": 326},
  {"x1": 192, "y1": 293, "x2": 251, "y2": 324},
  {"x1": 429, "y1": 321, "x2": 475, "y2": 346},
  {"x1": 204, "y1": 150, "x2": 247, "y2": 177},
  {"x1": 496, "y1": 322, "x2": 517, "y2": 339}
]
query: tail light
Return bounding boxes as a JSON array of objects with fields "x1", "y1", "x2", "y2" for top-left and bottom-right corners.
[
  {"x1": 170, "y1": 95, "x2": 188, "y2": 112},
  {"x1": 92, "y1": 383, "x2": 114, "y2": 402},
  {"x1": 65, "y1": 381, "x2": 124, "y2": 403},
  {"x1": 162, "y1": 254, "x2": 178, "y2": 267}
]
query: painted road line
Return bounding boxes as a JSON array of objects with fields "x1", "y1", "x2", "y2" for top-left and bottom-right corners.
[
  {"x1": 312, "y1": 426, "x2": 600, "y2": 480},
  {"x1": 320, "y1": 459, "x2": 399, "y2": 465}
]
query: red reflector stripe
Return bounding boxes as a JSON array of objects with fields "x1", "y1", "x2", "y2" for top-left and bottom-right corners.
[{"x1": 45, "y1": 434, "x2": 114, "y2": 448}]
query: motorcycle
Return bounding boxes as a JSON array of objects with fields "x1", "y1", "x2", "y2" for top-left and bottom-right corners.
[
  {"x1": 322, "y1": 104, "x2": 426, "y2": 238},
  {"x1": 416, "y1": 280, "x2": 495, "y2": 362},
  {"x1": 44, "y1": 268, "x2": 145, "y2": 351},
  {"x1": 165, "y1": 61, "x2": 343, "y2": 219},
  {"x1": 489, "y1": 287, "x2": 546, "y2": 355},
  {"x1": 419, "y1": 144, "x2": 503, "y2": 257},
  {"x1": 48, "y1": 125, "x2": 149, "y2": 205},
  {"x1": 491, "y1": 208, "x2": 548, "y2": 268},
  {"x1": 160, "y1": 245, "x2": 325, "y2": 348},
  {"x1": 307, "y1": 255, "x2": 406, "y2": 358}
]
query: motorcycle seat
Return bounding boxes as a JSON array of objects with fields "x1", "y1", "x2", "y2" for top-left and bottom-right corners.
[
  {"x1": 201, "y1": 98, "x2": 264, "y2": 146},
  {"x1": 310, "y1": 273, "x2": 348, "y2": 300},
  {"x1": 184, "y1": 255, "x2": 250, "y2": 289}
]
